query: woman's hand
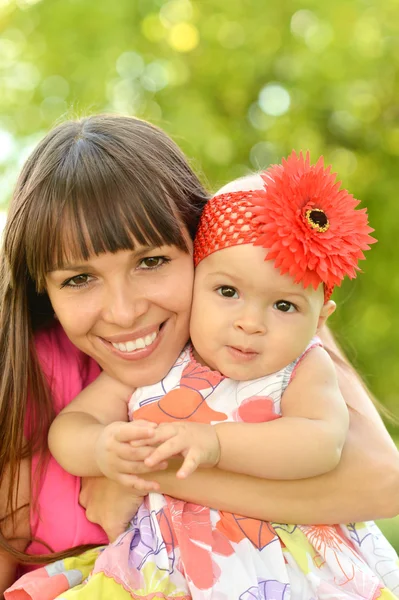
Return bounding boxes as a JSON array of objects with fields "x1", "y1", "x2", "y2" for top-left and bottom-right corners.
[{"x1": 79, "y1": 476, "x2": 146, "y2": 542}]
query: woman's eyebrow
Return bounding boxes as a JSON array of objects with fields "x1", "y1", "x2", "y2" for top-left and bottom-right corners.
[
  {"x1": 47, "y1": 246, "x2": 164, "y2": 273},
  {"x1": 133, "y1": 245, "x2": 165, "y2": 258},
  {"x1": 47, "y1": 262, "x2": 91, "y2": 273}
]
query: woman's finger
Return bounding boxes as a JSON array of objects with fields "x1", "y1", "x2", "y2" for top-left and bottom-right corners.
[
  {"x1": 114, "y1": 457, "x2": 168, "y2": 475},
  {"x1": 117, "y1": 473, "x2": 160, "y2": 492}
]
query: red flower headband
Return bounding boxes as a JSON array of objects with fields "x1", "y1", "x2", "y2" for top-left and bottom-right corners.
[{"x1": 194, "y1": 151, "x2": 376, "y2": 302}]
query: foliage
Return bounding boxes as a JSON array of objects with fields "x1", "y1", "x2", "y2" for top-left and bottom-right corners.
[{"x1": 1, "y1": 0, "x2": 398, "y2": 545}]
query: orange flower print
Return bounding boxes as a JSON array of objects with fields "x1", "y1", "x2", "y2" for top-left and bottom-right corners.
[
  {"x1": 216, "y1": 512, "x2": 277, "y2": 550},
  {"x1": 134, "y1": 388, "x2": 228, "y2": 425},
  {"x1": 180, "y1": 360, "x2": 225, "y2": 390},
  {"x1": 302, "y1": 525, "x2": 364, "y2": 585},
  {"x1": 303, "y1": 524, "x2": 358, "y2": 557},
  {"x1": 158, "y1": 497, "x2": 234, "y2": 590},
  {"x1": 233, "y1": 396, "x2": 280, "y2": 423}
]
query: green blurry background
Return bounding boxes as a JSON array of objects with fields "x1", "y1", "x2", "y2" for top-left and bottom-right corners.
[{"x1": 1, "y1": 0, "x2": 398, "y2": 546}]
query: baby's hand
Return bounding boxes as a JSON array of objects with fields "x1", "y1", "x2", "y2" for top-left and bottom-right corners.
[
  {"x1": 95, "y1": 420, "x2": 168, "y2": 491},
  {"x1": 144, "y1": 422, "x2": 221, "y2": 479}
]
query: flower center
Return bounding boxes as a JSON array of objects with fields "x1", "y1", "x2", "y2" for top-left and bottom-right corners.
[{"x1": 305, "y1": 208, "x2": 329, "y2": 232}]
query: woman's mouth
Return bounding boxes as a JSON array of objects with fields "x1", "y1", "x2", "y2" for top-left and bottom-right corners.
[
  {"x1": 101, "y1": 322, "x2": 166, "y2": 361},
  {"x1": 111, "y1": 331, "x2": 158, "y2": 353}
]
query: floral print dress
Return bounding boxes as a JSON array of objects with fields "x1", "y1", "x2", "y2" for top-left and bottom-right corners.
[{"x1": 6, "y1": 341, "x2": 399, "y2": 600}]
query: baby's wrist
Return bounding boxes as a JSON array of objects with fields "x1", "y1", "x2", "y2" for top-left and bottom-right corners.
[{"x1": 213, "y1": 425, "x2": 222, "y2": 467}]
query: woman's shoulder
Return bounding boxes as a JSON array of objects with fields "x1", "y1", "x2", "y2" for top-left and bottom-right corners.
[{"x1": 34, "y1": 321, "x2": 101, "y2": 412}]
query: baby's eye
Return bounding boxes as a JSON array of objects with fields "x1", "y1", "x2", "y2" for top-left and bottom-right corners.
[
  {"x1": 274, "y1": 300, "x2": 297, "y2": 313},
  {"x1": 217, "y1": 286, "x2": 239, "y2": 299},
  {"x1": 139, "y1": 256, "x2": 167, "y2": 269}
]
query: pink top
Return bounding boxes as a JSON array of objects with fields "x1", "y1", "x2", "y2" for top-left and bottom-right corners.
[{"x1": 25, "y1": 322, "x2": 108, "y2": 564}]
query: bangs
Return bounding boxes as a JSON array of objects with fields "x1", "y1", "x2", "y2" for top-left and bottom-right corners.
[{"x1": 24, "y1": 139, "x2": 189, "y2": 290}]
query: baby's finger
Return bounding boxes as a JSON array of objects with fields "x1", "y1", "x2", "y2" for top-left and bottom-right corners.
[
  {"x1": 116, "y1": 444, "x2": 154, "y2": 462},
  {"x1": 130, "y1": 426, "x2": 178, "y2": 450},
  {"x1": 130, "y1": 438, "x2": 160, "y2": 448},
  {"x1": 115, "y1": 422, "x2": 156, "y2": 444},
  {"x1": 176, "y1": 451, "x2": 200, "y2": 479},
  {"x1": 132, "y1": 420, "x2": 158, "y2": 428},
  {"x1": 149, "y1": 424, "x2": 180, "y2": 445},
  {"x1": 144, "y1": 437, "x2": 184, "y2": 467}
]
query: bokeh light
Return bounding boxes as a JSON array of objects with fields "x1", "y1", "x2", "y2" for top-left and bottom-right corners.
[{"x1": 258, "y1": 84, "x2": 291, "y2": 117}]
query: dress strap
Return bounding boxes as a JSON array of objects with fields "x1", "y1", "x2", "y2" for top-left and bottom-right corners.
[{"x1": 281, "y1": 336, "x2": 323, "y2": 394}]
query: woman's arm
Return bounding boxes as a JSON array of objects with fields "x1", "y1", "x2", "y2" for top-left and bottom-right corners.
[
  {"x1": 152, "y1": 410, "x2": 397, "y2": 524},
  {"x1": 150, "y1": 326, "x2": 399, "y2": 524}
]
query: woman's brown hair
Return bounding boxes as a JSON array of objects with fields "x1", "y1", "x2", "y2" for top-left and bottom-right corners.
[{"x1": 0, "y1": 114, "x2": 208, "y2": 563}]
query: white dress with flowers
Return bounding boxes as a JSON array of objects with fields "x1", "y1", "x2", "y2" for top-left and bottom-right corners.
[{"x1": 7, "y1": 341, "x2": 399, "y2": 600}]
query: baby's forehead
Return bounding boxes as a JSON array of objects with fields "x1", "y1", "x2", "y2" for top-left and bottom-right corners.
[
  {"x1": 215, "y1": 174, "x2": 264, "y2": 195},
  {"x1": 198, "y1": 243, "x2": 324, "y2": 301}
]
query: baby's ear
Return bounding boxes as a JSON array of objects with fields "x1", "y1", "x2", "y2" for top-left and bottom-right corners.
[{"x1": 317, "y1": 300, "x2": 336, "y2": 332}]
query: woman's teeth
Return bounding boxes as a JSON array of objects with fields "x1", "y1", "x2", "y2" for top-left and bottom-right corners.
[{"x1": 111, "y1": 331, "x2": 157, "y2": 353}]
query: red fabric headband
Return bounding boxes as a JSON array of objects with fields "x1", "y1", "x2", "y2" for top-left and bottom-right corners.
[{"x1": 194, "y1": 151, "x2": 377, "y2": 302}]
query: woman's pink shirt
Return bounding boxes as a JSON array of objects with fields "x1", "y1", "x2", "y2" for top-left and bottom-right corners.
[{"x1": 25, "y1": 322, "x2": 108, "y2": 562}]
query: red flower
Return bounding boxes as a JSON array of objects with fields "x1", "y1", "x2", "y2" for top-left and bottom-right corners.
[{"x1": 251, "y1": 151, "x2": 377, "y2": 292}]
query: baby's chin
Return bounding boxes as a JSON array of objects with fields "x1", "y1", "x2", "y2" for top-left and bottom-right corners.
[{"x1": 214, "y1": 360, "x2": 283, "y2": 382}]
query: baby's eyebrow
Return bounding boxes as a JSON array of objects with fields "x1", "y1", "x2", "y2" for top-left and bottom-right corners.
[
  {"x1": 277, "y1": 288, "x2": 306, "y2": 298},
  {"x1": 278, "y1": 292, "x2": 311, "y2": 305},
  {"x1": 205, "y1": 270, "x2": 242, "y2": 281}
]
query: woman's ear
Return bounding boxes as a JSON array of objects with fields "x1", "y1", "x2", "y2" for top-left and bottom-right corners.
[{"x1": 317, "y1": 300, "x2": 336, "y2": 331}]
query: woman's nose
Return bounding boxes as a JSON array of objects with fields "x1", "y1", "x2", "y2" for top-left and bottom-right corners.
[{"x1": 102, "y1": 286, "x2": 149, "y2": 328}]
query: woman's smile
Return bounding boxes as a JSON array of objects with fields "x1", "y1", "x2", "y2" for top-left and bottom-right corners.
[{"x1": 99, "y1": 321, "x2": 164, "y2": 361}]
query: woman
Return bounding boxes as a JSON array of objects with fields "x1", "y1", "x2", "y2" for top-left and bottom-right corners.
[{"x1": 0, "y1": 114, "x2": 398, "y2": 594}]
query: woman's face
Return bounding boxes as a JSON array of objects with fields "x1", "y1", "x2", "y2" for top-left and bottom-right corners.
[{"x1": 45, "y1": 242, "x2": 194, "y2": 388}]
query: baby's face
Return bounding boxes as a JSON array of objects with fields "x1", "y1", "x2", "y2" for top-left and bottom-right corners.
[{"x1": 190, "y1": 244, "x2": 334, "y2": 380}]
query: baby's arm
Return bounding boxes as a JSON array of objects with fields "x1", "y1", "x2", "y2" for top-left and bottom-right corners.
[
  {"x1": 48, "y1": 372, "x2": 161, "y2": 490},
  {"x1": 215, "y1": 346, "x2": 349, "y2": 479},
  {"x1": 146, "y1": 347, "x2": 349, "y2": 480}
]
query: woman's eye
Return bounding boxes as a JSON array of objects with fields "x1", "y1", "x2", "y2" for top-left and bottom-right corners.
[
  {"x1": 217, "y1": 286, "x2": 239, "y2": 299},
  {"x1": 62, "y1": 274, "x2": 92, "y2": 288},
  {"x1": 274, "y1": 300, "x2": 296, "y2": 313},
  {"x1": 139, "y1": 256, "x2": 167, "y2": 269}
]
